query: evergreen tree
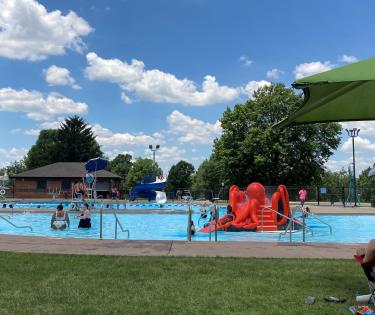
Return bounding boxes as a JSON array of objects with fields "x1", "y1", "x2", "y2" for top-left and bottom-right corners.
[{"x1": 57, "y1": 116, "x2": 103, "y2": 162}]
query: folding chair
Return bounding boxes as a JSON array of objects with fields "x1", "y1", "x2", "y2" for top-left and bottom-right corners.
[{"x1": 354, "y1": 254, "x2": 375, "y2": 306}]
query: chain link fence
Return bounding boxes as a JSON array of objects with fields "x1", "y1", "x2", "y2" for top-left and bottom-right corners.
[{"x1": 6, "y1": 185, "x2": 375, "y2": 206}]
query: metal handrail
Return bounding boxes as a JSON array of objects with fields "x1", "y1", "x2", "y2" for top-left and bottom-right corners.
[
  {"x1": 269, "y1": 205, "x2": 314, "y2": 241},
  {"x1": 0, "y1": 215, "x2": 33, "y2": 231},
  {"x1": 303, "y1": 211, "x2": 333, "y2": 234},
  {"x1": 261, "y1": 206, "x2": 310, "y2": 231},
  {"x1": 114, "y1": 213, "x2": 129, "y2": 239},
  {"x1": 96, "y1": 195, "x2": 104, "y2": 240},
  {"x1": 207, "y1": 203, "x2": 218, "y2": 242}
]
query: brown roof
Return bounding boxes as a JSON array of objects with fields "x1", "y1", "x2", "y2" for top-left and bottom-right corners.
[{"x1": 11, "y1": 162, "x2": 121, "y2": 179}]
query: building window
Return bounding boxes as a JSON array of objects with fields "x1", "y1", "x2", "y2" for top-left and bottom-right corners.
[
  {"x1": 62, "y1": 180, "x2": 71, "y2": 190},
  {"x1": 37, "y1": 180, "x2": 47, "y2": 190}
]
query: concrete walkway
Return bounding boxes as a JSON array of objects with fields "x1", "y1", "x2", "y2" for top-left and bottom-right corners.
[
  {"x1": 0, "y1": 234, "x2": 363, "y2": 259},
  {"x1": 302, "y1": 203, "x2": 375, "y2": 215}
]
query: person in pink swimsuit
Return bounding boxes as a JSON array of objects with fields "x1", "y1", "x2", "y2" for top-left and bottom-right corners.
[{"x1": 299, "y1": 188, "x2": 307, "y2": 207}]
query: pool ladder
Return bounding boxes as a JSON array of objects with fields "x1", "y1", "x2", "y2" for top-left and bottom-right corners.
[
  {"x1": 114, "y1": 213, "x2": 129, "y2": 240},
  {"x1": 278, "y1": 206, "x2": 314, "y2": 242},
  {"x1": 0, "y1": 215, "x2": 33, "y2": 231}
]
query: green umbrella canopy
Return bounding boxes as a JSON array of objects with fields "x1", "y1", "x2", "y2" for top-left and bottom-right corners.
[{"x1": 275, "y1": 57, "x2": 375, "y2": 128}]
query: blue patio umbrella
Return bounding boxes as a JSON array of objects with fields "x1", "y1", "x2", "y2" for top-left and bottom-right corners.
[{"x1": 85, "y1": 157, "x2": 108, "y2": 172}]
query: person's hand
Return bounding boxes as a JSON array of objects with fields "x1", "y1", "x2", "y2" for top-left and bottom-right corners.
[{"x1": 356, "y1": 248, "x2": 366, "y2": 256}]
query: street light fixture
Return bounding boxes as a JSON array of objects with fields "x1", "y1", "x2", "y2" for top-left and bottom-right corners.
[
  {"x1": 345, "y1": 128, "x2": 360, "y2": 206},
  {"x1": 149, "y1": 144, "x2": 160, "y2": 164}
]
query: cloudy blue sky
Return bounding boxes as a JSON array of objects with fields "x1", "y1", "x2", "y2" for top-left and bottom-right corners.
[{"x1": 1, "y1": 0, "x2": 375, "y2": 175}]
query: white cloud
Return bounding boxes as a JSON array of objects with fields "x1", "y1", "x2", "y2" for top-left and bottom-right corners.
[
  {"x1": 92, "y1": 123, "x2": 163, "y2": 147},
  {"x1": 341, "y1": 122, "x2": 375, "y2": 136},
  {"x1": 239, "y1": 55, "x2": 253, "y2": 66},
  {"x1": 121, "y1": 92, "x2": 132, "y2": 104},
  {"x1": 11, "y1": 119, "x2": 63, "y2": 136},
  {"x1": 192, "y1": 156, "x2": 206, "y2": 162},
  {"x1": 144, "y1": 146, "x2": 186, "y2": 162},
  {"x1": 341, "y1": 136, "x2": 375, "y2": 153},
  {"x1": 0, "y1": 88, "x2": 88, "y2": 120},
  {"x1": 85, "y1": 52, "x2": 240, "y2": 106},
  {"x1": 167, "y1": 110, "x2": 222, "y2": 145},
  {"x1": 266, "y1": 68, "x2": 283, "y2": 80},
  {"x1": 11, "y1": 121, "x2": 164, "y2": 148},
  {"x1": 338, "y1": 54, "x2": 358, "y2": 64},
  {"x1": 325, "y1": 157, "x2": 373, "y2": 175},
  {"x1": 0, "y1": 147, "x2": 28, "y2": 160},
  {"x1": 44, "y1": 65, "x2": 81, "y2": 89},
  {"x1": 294, "y1": 61, "x2": 334, "y2": 79},
  {"x1": 11, "y1": 128, "x2": 40, "y2": 136},
  {"x1": 0, "y1": 0, "x2": 93, "y2": 61},
  {"x1": 104, "y1": 149, "x2": 134, "y2": 160},
  {"x1": 242, "y1": 80, "x2": 271, "y2": 98}
]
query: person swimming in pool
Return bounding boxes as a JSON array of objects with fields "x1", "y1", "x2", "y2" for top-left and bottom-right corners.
[
  {"x1": 220, "y1": 205, "x2": 236, "y2": 225},
  {"x1": 190, "y1": 220, "x2": 196, "y2": 236},
  {"x1": 51, "y1": 204, "x2": 70, "y2": 230},
  {"x1": 77, "y1": 203, "x2": 91, "y2": 228},
  {"x1": 199, "y1": 201, "x2": 207, "y2": 219}
]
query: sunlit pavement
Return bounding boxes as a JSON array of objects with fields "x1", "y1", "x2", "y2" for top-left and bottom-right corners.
[{"x1": 0, "y1": 234, "x2": 363, "y2": 259}]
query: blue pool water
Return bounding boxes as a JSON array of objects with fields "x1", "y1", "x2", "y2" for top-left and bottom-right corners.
[
  {"x1": 0, "y1": 211, "x2": 374, "y2": 243},
  {"x1": 6, "y1": 201, "x2": 211, "y2": 211}
]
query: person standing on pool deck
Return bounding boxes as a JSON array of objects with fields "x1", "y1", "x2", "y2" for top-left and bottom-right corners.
[
  {"x1": 51, "y1": 204, "x2": 70, "y2": 230},
  {"x1": 299, "y1": 188, "x2": 307, "y2": 207},
  {"x1": 78, "y1": 203, "x2": 91, "y2": 228},
  {"x1": 73, "y1": 180, "x2": 85, "y2": 200}
]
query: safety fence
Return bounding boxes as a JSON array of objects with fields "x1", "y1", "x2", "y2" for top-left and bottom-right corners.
[{"x1": 5, "y1": 185, "x2": 375, "y2": 205}]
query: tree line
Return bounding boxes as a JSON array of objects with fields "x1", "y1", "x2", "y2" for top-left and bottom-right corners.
[{"x1": 2, "y1": 84, "x2": 374, "y2": 198}]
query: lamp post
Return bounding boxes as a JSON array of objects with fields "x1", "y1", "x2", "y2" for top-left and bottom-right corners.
[
  {"x1": 346, "y1": 128, "x2": 360, "y2": 206},
  {"x1": 148, "y1": 144, "x2": 160, "y2": 164}
]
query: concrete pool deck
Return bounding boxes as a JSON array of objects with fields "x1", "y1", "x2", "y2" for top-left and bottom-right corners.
[
  {"x1": 304, "y1": 203, "x2": 375, "y2": 214},
  {"x1": 0, "y1": 234, "x2": 364, "y2": 259}
]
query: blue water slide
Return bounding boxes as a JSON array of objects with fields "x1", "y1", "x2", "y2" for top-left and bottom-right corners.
[{"x1": 128, "y1": 181, "x2": 166, "y2": 201}]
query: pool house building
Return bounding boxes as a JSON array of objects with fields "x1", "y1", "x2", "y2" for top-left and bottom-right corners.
[{"x1": 10, "y1": 162, "x2": 121, "y2": 199}]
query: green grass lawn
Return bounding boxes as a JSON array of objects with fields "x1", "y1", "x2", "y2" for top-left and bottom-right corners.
[{"x1": 0, "y1": 252, "x2": 368, "y2": 314}]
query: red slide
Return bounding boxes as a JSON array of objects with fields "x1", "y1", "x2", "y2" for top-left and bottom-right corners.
[{"x1": 199, "y1": 183, "x2": 291, "y2": 233}]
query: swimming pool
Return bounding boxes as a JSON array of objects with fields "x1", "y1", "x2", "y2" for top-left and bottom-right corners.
[{"x1": 0, "y1": 211, "x2": 373, "y2": 243}]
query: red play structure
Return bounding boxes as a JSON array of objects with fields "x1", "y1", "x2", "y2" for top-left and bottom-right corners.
[{"x1": 199, "y1": 182, "x2": 291, "y2": 233}]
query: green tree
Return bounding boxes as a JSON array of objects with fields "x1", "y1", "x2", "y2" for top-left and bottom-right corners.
[
  {"x1": 213, "y1": 84, "x2": 342, "y2": 187},
  {"x1": 5, "y1": 160, "x2": 27, "y2": 176},
  {"x1": 191, "y1": 157, "x2": 223, "y2": 199},
  {"x1": 24, "y1": 116, "x2": 103, "y2": 169},
  {"x1": 0, "y1": 160, "x2": 27, "y2": 188},
  {"x1": 25, "y1": 129, "x2": 59, "y2": 169},
  {"x1": 57, "y1": 116, "x2": 103, "y2": 162},
  {"x1": 108, "y1": 154, "x2": 133, "y2": 190},
  {"x1": 166, "y1": 160, "x2": 195, "y2": 193},
  {"x1": 319, "y1": 169, "x2": 349, "y2": 189},
  {"x1": 124, "y1": 158, "x2": 162, "y2": 193},
  {"x1": 357, "y1": 166, "x2": 375, "y2": 201}
]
